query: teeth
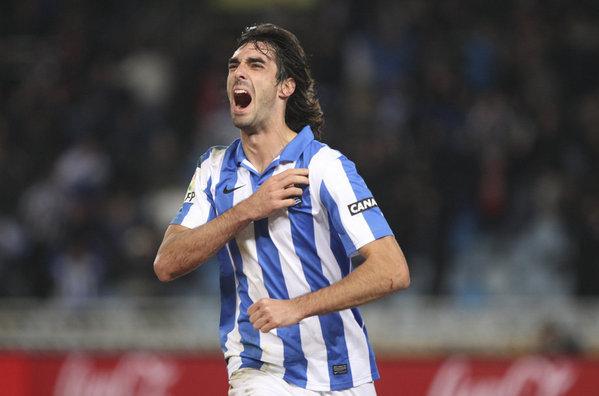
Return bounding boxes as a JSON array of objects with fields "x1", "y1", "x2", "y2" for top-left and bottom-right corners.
[{"x1": 234, "y1": 89, "x2": 248, "y2": 94}]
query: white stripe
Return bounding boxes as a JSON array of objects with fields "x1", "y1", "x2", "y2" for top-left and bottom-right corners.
[
  {"x1": 311, "y1": 183, "x2": 372, "y2": 386},
  {"x1": 226, "y1": 356, "x2": 242, "y2": 376},
  {"x1": 309, "y1": 147, "x2": 375, "y2": 385},
  {"x1": 299, "y1": 317, "x2": 330, "y2": 389},
  {"x1": 180, "y1": 149, "x2": 220, "y2": 228},
  {"x1": 208, "y1": 147, "x2": 227, "y2": 207},
  {"x1": 309, "y1": 146, "x2": 344, "y2": 282},
  {"x1": 325, "y1": 158, "x2": 375, "y2": 253},
  {"x1": 339, "y1": 310, "x2": 373, "y2": 385},
  {"x1": 268, "y1": 163, "x2": 330, "y2": 388}
]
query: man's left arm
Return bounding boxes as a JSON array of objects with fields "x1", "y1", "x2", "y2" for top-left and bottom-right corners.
[{"x1": 248, "y1": 235, "x2": 409, "y2": 333}]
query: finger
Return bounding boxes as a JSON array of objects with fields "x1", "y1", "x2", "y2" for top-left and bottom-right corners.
[
  {"x1": 279, "y1": 198, "x2": 300, "y2": 208},
  {"x1": 280, "y1": 174, "x2": 309, "y2": 187},
  {"x1": 272, "y1": 178, "x2": 308, "y2": 193},
  {"x1": 273, "y1": 168, "x2": 309, "y2": 181},
  {"x1": 283, "y1": 168, "x2": 309, "y2": 176},
  {"x1": 253, "y1": 317, "x2": 270, "y2": 330},
  {"x1": 258, "y1": 318, "x2": 276, "y2": 332},
  {"x1": 247, "y1": 301, "x2": 261, "y2": 316},
  {"x1": 278, "y1": 187, "x2": 303, "y2": 198},
  {"x1": 267, "y1": 174, "x2": 308, "y2": 192}
]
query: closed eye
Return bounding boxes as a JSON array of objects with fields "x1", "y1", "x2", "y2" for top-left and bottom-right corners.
[
  {"x1": 247, "y1": 57, "x2": 266, "y2": 68},
  {"x1": 227, "y1": 57, "x2": 239, "y2": 70}
]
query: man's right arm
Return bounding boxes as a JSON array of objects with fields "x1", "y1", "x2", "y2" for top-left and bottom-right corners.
[
  {"x1": 153, "y1": 206, "x2": 251, "y2": 282},
  {"x1": 153, "y1": 168, "x2": 309, "y2": 282}
]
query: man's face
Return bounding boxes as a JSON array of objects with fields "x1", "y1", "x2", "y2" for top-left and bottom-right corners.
[{"x1": 227, "y1": 41, "x2": 281, "y2": 131}]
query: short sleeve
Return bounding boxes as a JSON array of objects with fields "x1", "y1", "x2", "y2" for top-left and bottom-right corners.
[
  {"x1": 318, "y1": 155, "x2": 393, "y2": 256},
  {"x1": 171, "y1": 150, "x2": 215, "y2": 228}
]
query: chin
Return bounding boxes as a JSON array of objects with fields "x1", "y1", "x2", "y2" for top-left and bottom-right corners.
[
  {"x1": 232, "y1": 118, "x2": 253, "y2": 132},
  {"x1": 231, "y1": 112, "x2": 255, "y2": 129}
]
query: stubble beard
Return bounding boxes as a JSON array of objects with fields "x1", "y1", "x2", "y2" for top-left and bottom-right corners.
[
  {"x1": 231, "y1": 113, "x2": 257, "y2": 133},
  {"x1": 231, "y1": 90, "x2": 277, "y2": 133}
]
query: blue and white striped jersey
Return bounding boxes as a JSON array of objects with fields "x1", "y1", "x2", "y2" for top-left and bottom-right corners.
[{"x1": 171, "y1": 126, "x2": 393, "y2": 391}]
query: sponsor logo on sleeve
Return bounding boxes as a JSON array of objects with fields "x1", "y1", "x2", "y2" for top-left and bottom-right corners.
[
  {"x1": 347, "y1": 197, "x2": 378, "y2": 215},
  {"x1": 183, "y1": 171, "x2": 197, "y2": 203},
  {"x1": 184, "y1": 191, "x2": 195, "y2": 202}
]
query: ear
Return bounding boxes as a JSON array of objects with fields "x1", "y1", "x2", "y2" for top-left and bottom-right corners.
[{"x1": 279, "y1": 78, "x2": 296, "y2": 99}]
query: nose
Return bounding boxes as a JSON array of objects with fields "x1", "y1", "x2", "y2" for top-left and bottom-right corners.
[{"x1": 233, "y1": 63, "x2": 247, "y2": 80}]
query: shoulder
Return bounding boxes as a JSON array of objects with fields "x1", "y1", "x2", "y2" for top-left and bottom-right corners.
[
  {"x1": 191, "y1": 144, "x2": 236, "y2": 186},
  {"x1": 306, "y1": 141, "x2": 343, "y2": 168},
  {"x1": 305, "y1": 141, "x2": 351, "y2": 181},
  {"x1": 197, "y1": 145, "x2": 230, "y2": 169}
]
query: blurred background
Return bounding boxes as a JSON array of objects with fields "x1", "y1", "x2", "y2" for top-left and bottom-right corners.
[{"x1": 1, "y1": 0, "x2": 599, "y2": 394}]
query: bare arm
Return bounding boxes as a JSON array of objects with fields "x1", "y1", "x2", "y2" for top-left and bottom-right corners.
[
  {"x1": 154, "y1": 168, "x2": 309, "y2": 281},
  {"x1": 248, "y1": 235, "x2": 410, "y2": 332},
  {"x1": 153, "y1": 210, "x2": 250, "y2": 282}
]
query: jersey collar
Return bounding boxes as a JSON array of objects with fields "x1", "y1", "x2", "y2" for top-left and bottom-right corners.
[
  {"x1": 234, "y1": 125, "x2": 315, "y2": 167},
  {"x1": 279, "y1": 125, "x2": 315, "y2": 163}
]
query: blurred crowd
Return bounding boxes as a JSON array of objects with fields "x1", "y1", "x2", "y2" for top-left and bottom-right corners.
[{"x1": 1, "y1": 0, "x2": 598, "y2": 305}]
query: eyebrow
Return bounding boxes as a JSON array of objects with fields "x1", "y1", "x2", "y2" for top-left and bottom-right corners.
[
  {"x1": 228, "y1": 56, "x2": 267, "y2": 66},
  {"x1": 246, "y1": 57, "x2": 266, "y2": 64}
]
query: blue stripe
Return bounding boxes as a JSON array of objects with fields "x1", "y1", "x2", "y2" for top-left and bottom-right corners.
[
  {"x1": 171, "y1": 202, "x2": 192, "y2": 224},
  {"x1": 217, "y1": 150, "x2": 263, "y2": 369},
  {"x1": 339, "y1": 156, "x2": 393, "y2": 242},
  {"x1": 206, "y1": 169, "x2": 234, "y2": 355},
  {"x1": 230, "y1": 239, "x2": 263, "y2": 369},
  {"x1": 320, "y1": 182, "x2": 357, "y2": 256},
  {"x1": 295, "y1": 150, "x2": 354, "y2": 389},
  {"x1": 204, "y1": 176, "x2": 215, "y2": 215},
  {"x1": 288, "y1": 172, "x2": 354, "y2": 390},
  {"x1": 216, "y1": 154, "x2": 238, "y2": 354},
  {"x1": 327, "y1": 212, "x2": 351, "y2": 277},
  {"x1": 288, "y1": 152, "x2": 353, "y2": 390},
  {"x1": 218, "y1": 247, "x2": 236, "y2": 352},
  {"x1": 250, "y1": 174, "x2": 308, "y2": 387}
]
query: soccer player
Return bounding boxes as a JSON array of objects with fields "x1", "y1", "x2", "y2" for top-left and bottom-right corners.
[{"x1": 154, "y1": 23, "x2": 410, "y2": 396}]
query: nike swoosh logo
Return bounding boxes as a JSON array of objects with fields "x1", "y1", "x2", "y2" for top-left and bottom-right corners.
[{"x1": 223, "y1": 184, "x2": 245, "y2": 194}]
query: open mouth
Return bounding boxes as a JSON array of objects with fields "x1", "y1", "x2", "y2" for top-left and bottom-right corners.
[{"x1": 233, "y1": 89, "x2": 252, "y2": 109}]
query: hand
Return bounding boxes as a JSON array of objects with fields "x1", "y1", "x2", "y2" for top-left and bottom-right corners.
[
  {"x1": 248, "y1": 298, "x2": 304, "y2": 333},
  {"x1": 237, "y1": 168, "x2": 309, "y2": 221}
]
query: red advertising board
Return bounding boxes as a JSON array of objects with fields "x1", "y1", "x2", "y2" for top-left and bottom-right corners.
[{"x1": 0, "y1": 352, "x2": 597, "y2": 395}]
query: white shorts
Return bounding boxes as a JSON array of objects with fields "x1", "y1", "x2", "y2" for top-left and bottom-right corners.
[{"x1": 228, "y1": 368, "x2": 377, "y2": 396}]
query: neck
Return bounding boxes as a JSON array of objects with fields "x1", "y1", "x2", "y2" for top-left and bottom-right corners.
[{"x1": 240, "y1": 122, "x2": 297, "y2": 173}]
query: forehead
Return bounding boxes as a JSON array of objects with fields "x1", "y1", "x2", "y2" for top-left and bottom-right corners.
[{"x1": 231, "y1": 41, "x2": 277, "y2": 61}]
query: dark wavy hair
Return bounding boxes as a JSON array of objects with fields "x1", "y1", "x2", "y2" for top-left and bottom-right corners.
[{"x1": 236, "y1": 23, "x2": 324, "y2": 138}]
